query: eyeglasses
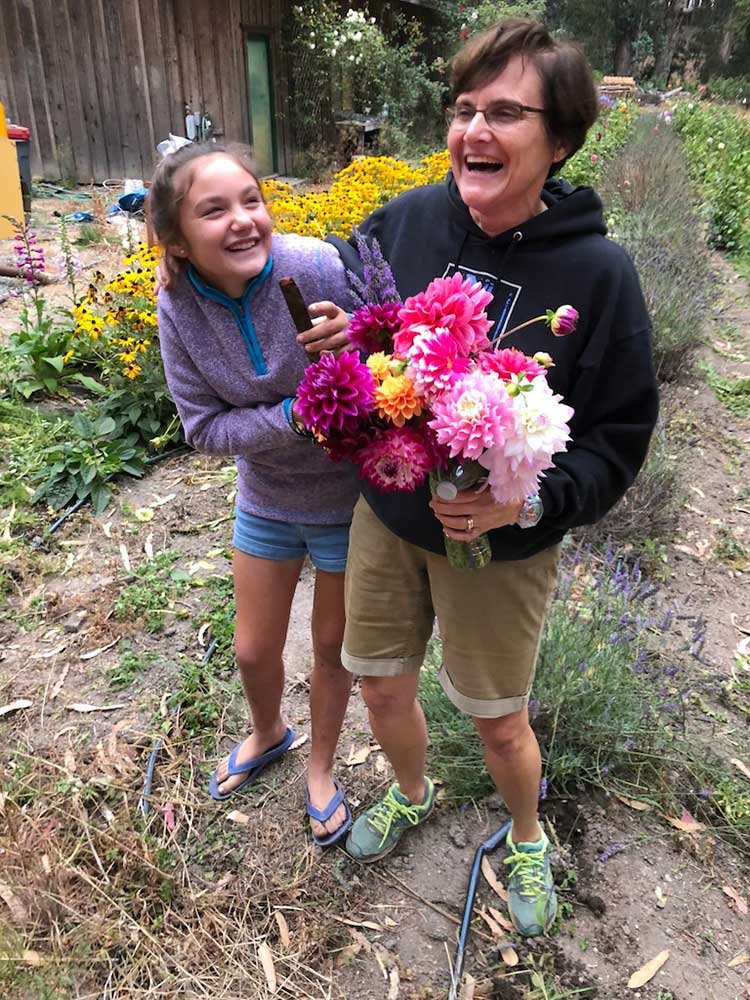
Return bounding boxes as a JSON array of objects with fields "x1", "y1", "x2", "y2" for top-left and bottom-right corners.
[{"x1": 445, "y1": 102, "x2": 546, "y2": 131}]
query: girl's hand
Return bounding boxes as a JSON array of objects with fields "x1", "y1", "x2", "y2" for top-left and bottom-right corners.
[
  {"x1": 297, "y1": 301, "x2": 351, "y2": 356},
  {"x1": 429, "y1": 485, "x2": 524, "y2": 541}
]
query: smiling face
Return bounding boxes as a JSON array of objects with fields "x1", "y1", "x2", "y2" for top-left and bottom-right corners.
[
  {"x1": 171, "y1": 154, "x2": 272, "y2": 298},
  {"x1": 448, "y1": 54, "x2": 568, "y2": 236}
]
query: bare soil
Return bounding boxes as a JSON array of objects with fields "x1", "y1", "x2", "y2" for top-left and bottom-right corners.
[{"x1": 1, "y1": 230, "x2": 749, "y2": 999}]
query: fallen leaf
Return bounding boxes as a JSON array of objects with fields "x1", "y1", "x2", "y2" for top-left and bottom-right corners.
[
  {"x1": 134, "y1": 507, "x2": 154, "y2": 522},
  {"x1": 119, "y1": 543, "x2": 131, "y2": 572},
  {"x1": 0, "y1": 699, "x2": 32, "y2": 718},
  {"x1": 79, "y1": 636, "x2": 120, "y2": 660},
  {"x1": 384, "y1": 915, "x2": 397, "y2": 928},
  {"x1": 481, "y1": 856, "x2": 508, "y2": 901},
  {"x1": 68, "y1": 702, "x2": 126, "y2": 714},
  {"x1": 151, "y1": 492, "x2": 176, "y2": 507},
  {"x1": 500, "y1": 943, "x2": 519, "y2": 967},
  {"x1": 346, "y1": 745, "x2": 374, "y2": 767},
  {"x1": 274, "y1": 911, "x2": 290, "y2": 949},
  {"x1": 64, "y1": 749, "x2": 76, "y2": 775},
  {"x1": 723, "y1": 885, "x2": 748, "y2": 916},
  {"x1": 689, "y1": 484, "x2": 706, "y2": 499},
  {"x1": 163, "y1": 803, "x2": 176, "y2": 833},
  {"x1": 258, "y1": 942, "x2": 277, "y2": 993},
  {"x1": 731, "y1": 613, "x2": 750, "y2": 636},
  {"x1": 50, "y1": 664, "x2": 69, "y2": 701},
  {"x1": 197, "y1": 623, "x2": 211, "y2": 647},
  {"x1": 227, "y1": 810, "x2": 250, "y2": 825},
  {"x1": 730, "y1": 758, "x2": 750, "y2": 782},
  {"x1": 461, "y1": 973, "x2": 476, "y2": 1000},
  {"x1": 664, "y1": 810, "x2": 705, "y2": 833},
  {"x1": 728, "y1": 950, "x2": 750, "y2": 968},
  {"x1": 289, "y1": 733, "x2": 309, "y2": 751},
  {"x1": 627, "y1": 949, "x2": 670, "y2": 989},
  {"x1": 655, "y1": 886, "x2": 666, "y2": 909},
  {"x1": 333, "y1": 915, "x2": 383, "y2": 932},
  {"x1": 22, "y1": 950, "x2": 43, "y2": 966},
  {"x1": 488, "y1": 905, "x2": 514, "y2": 932},
  {"x1": 31, "y1": 643, "x2": 67, "y2": 659},
  {"x1": 144, "y1": 533, "x2": 154, "y2": 561},
  {"x1": 615, "y1": 794, "x2": 652, "y2": 812},
  {"x1": 0, "y1": 880, "x2": 27, "y2": 923},
  {"x1": 388, "y1": 966, "x2": 400, "y2": 999}
]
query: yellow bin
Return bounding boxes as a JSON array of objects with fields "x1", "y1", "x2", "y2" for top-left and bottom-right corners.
[{"x1": 0, "y1": 101, "x2": 25, "y2": 238}]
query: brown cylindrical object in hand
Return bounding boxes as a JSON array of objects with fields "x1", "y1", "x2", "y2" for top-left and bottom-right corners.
[{"x1": 279, "y1": 275, "x2": 322, "y2": 363}]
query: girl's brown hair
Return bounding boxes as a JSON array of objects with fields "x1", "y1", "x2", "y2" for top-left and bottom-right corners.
[{"x1": 149, "y1": 142, "x2": 261, "y2": 287}]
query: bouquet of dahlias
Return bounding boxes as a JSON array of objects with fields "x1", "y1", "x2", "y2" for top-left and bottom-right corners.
[{"x1": 295, "y1": 236, "x2": 577, "y2": 569}]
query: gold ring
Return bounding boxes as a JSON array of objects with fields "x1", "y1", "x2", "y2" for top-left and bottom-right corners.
[{"x1": 466, "y1": 516, "x2": 474, "y2": 532}]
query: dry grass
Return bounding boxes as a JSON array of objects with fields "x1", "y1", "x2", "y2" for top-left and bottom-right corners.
[{"x1": 0, "y1": 724, "x2": 359, "y2": 999}]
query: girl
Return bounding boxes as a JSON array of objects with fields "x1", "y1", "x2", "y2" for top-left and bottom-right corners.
[{"x1": 151, "y1": 143, "x2": 357, "y2": 846}]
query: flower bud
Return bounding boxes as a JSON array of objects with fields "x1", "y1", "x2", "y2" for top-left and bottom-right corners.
[
  {"x1": 533, "y1": 351, "x2": 554, "y2": 368},
  {"x1": 548, "y1": 305, "x2": 579, "y2": 337}
]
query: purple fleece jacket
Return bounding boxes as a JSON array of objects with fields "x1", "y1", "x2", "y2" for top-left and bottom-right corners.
[{"x1": 157, "y1": 233, "x2": 359, "y2": 524}]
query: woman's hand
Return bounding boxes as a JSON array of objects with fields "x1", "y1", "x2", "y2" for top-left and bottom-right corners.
[
  {"x1": 297, "y1": 301, "x2": 351, "y2": 356},
  {"x1": 430, "y1": 485, "x2": 523, "y2": 541}
]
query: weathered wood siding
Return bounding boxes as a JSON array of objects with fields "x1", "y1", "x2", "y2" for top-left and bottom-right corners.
[{"x1": 0, "y1": 0, "x2": 292, "y2": 182}]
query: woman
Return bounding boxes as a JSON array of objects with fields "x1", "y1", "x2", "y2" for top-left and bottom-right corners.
[{"x1": 331, "y1": 19, "x2": 658, "y2": 935}]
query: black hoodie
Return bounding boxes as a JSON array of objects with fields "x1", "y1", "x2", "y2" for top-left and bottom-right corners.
[{"x1": 329, "y1": 174, "x2": 659, "y2": 561}]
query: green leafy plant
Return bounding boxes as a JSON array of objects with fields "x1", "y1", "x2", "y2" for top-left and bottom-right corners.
[
  {"x1": 32, "y1": 413, "x2": 145, "y2": 514},
  {"x1": 115, "y1": 550, "x2": 190, "y2": 632},
  {"x1": 109, "y1": 645, "x2": 160, "y2": 689}
]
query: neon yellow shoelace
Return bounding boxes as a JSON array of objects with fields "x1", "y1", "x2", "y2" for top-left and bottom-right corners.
[
  {"x1": 503, "y1": 847, "x2": 547, "y2": 899},
  {"x1": 369, "y1": 787, "x2": 422, "y2": 845}
]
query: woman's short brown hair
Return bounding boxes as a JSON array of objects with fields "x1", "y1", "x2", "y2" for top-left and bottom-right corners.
[
  {"x1": 149, "y1": 142, "x2": 260, "y2": 286},
  {"x1": 450, "y1": 18, "x2": 598, "y2": 174}
]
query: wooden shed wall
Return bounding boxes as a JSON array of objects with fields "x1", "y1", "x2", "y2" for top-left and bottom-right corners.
[{"x1": 0, "y1": 0, "x2": 293, "y2": 183}]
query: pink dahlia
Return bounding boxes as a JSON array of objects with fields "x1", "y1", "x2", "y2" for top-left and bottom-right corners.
[
  {"x1": 356, "y1": 426, "x2": 433, "y2": 493},
  {"x1": 477, "y1": 347, "x2": 546, "y2": 383},
  {"x1": 427, "y1": 369, "x2": 515, "y2": 461},
  {"x1": 479, "y1": 378, "x2": 574, "y2": 503},
  {"x1": 348, "y1": 301, "x2": 402, "y2": 354},
  {"x1": 407, "y1": 328, "x2": 472, "y2": 399},
  {"x1": 323, "y1": 426, "x2": 373, "y2": 464},
  {"x1": 548, "y1": 305, "x2": 579, "y2": 337},
  {"x1": 394, "y1": 273, "x2": 493, "y2": 356},
  {"x1": 295, "y1": 352, "x2": 376, "y2": 438}
]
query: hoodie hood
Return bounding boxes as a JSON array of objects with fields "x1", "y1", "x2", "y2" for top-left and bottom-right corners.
[{"x1": 444, "y1": 171, "x2": 608, "y2": 249}]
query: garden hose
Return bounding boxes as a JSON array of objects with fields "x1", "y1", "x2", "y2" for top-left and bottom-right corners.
[{"x1": 448, "y1": 819, "x2": 513, "y2": 1000}]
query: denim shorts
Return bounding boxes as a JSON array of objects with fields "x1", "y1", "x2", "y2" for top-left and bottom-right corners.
[{"x1": 233, "y1": 507, "x2": 350, "y2": 573}]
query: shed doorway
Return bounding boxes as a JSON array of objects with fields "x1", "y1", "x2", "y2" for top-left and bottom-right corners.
[{"x1": 246, "y1": 34, "x2": 276, "y2": 177}]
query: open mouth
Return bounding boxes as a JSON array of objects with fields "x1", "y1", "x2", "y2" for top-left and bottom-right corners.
[
  {"x1": 465, "y1": 158, "x2": 503, "y2": 173},
  {"x1": 225, "y1": 238, "x2": 259, "y2": 253}
]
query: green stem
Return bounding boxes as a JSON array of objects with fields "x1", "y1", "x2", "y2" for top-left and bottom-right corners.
[{"x1": 490, "y1": 314, "x2": 546, "y2": 348}]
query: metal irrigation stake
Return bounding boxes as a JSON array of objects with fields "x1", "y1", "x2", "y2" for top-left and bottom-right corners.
[{"x1": 448, "y1": 819, "x2": 512, "y2": 1000}]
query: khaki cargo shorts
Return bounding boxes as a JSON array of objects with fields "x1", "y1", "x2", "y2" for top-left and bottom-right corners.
[{"x1": 342, "y1": 498, "x2": 560, "y2": 719}]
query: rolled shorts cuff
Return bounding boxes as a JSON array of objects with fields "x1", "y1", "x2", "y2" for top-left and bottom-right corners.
[
  {"x1": 341, "y1": 649, "x2": 424, "y2": 677},
  {"x1": 438, "y1": 666, "x2": 529, "y2": 719}
]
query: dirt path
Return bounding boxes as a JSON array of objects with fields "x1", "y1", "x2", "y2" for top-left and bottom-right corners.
[{"x1": 2, "y1": 261, "x2": 749, "y2": 998}]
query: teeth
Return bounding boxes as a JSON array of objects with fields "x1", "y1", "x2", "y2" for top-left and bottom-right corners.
[{"x1": 227, "y1": 239, "x2": 258, "y2": 251}]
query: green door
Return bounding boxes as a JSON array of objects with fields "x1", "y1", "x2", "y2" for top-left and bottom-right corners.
[{"x1": 246, "y1": 35, "x2": 276, "y2": 176}]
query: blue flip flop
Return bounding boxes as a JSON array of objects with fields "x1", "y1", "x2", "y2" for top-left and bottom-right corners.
[
  {"x1": 208, "y1": 727, "x2": 296, "y2": 801},
  {"x1": 306, "y1": 779, "x2": 352, "y2": 847}
]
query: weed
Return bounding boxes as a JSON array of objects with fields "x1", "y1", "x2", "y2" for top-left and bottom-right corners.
[
  {"x1": 202, "y1": 574, "x2": 237, "y2": 672},
  {"x1": 700, "y1": 363, "x2": 750, "y2": 418},
  {"x1": 713, "y1": 524, "x2": 750, "y2": 570},
  {"x1": 108, "y1": 644, "x2": 159, "y2": 689},
  {"x1": 168, "y1": 655, "x2": 234, "y2": 738},
  {"x1": 524, "y1": 954, "x2": 594, "y2": 999},
  {"x1": 74, "y1": 222, "x2": 104, "y2": 247},
  {"x1": 114, "y1": 549, "x2": 190, "y2": 631}
]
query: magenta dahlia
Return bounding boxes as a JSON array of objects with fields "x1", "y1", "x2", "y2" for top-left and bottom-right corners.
[
  {"x1": 295, "y1": 352, "x2": 376, "y2": 438},
  {"x1": 394, "y1": 273, "x2": 493, "y2": 356},
  {"x1": 407, "y1": 328, "x2": 472, "y2": 399},
  {"x1": 348, "y1": 301, "x2": 402, "y2": 354},
  {"x1": 477, "y1": 347, "x2": 546, "y2": 383},
  {"x1": 356, "y1": 426, "x2": 433, "y2": 493}
]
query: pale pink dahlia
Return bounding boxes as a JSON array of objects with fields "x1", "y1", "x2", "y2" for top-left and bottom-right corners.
[
  {"x1": 295, "y1": 352, "x2": 376, "y2": 437},
  {"x1": 349, "y1": 301, "x2": 402, "y2": 354},
  {"x1": 427, "y1": 369, "x2": 515, "y2": 461},
  {"x1": 394, "y1": 273, "x2": 493, "y2": 356},
  {"x1": 356, "y1": 426, "x2": 433, "y2": 493},
  {"x1": 479, "y1": 378, "x2": 574, "y2": 503},
  {"x1": 477, "y1": 347, "x2": 546, "y2": 383},
  {"x1": 407, "y1": 328, "x2": 472, "y2": 399}
]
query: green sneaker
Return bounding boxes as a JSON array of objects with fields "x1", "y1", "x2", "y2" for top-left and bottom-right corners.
[
  {"x1": 345, "y1": 779, "x2": 435, "y2": 863},
  {"x1": 503, "y1": 829, "x2": 557, "y2": 936}
]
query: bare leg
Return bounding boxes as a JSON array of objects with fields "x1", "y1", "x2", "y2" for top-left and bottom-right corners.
[
  {"x1": 360, "y1": 674, "x2": 428, "y2": 805},
  {"x1": 473, "y1": 709, "x2": 543, "y2": 844},
  {"x1": 214, "y1": 551, "x2": 303, "y2": 796},
  {"x1": 306, "y1": 569, "x2": 351, "y2": 838}
]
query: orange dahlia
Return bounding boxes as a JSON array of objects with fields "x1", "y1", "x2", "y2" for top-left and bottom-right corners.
[{"x1": 374, "y1": 373, "x2": 423, "y2": 427}]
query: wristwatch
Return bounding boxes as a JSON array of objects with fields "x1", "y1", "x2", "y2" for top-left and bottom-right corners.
[{"x1": 517, "y1": 492, "x2": 543, "y2": 529}]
